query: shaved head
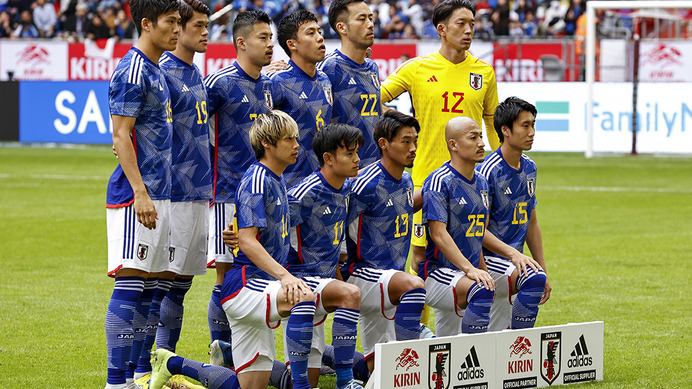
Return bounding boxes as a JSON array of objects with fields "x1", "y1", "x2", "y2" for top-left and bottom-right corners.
[{"x1": 445, "y1": 116, "x2": 479, "y2": 147}]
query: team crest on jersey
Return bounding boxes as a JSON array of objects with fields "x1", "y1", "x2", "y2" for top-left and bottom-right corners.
[
  {"x1": 469, "y1": 72, "x2": 483, "y2": 91},
  {"x1": 480, "y1": 190, "x2": 489, "y2": 209},
  {"x1": 429, "y1": 343, "x2": 451, "y2": 389},
  {"x1": 324, "y1": 87, "x2": 333, "y2": 105},
  {"x1": 137, "y1": 244, "x2": 149, "y2": 260},
  {"x1": 414, "y1": 223, "x2": 424, "y2": 238},
  {"x1": 169, "y1": 247, "x2": 175, "y2": 263},
  {"x1": 527, "y1": 178, "x2": 535, "y2": 196},
  {"x1": 370, "y1": 72, "x2": 380, "y2": 88},
  {"x1": 264, "y1": 90, "x2": 274, "y2": 109},
  {"x1": 406, "y1": 188, "x2": 414, "y2": 207}
]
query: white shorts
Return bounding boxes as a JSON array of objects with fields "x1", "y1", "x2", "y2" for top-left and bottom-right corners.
[
  {"x1": 222, "y1": 278, "x2": 282, "y2": 373},
  {"x1": 107, "y1": 200, "x2": 170, "y2": 276},
  {"x1": 485, "y1": 256, "x2": 516, "y2": 332},
  {"x1": 207, "y1": 202, "x2": 236, "y2": 267},
  {"x1": 425, "y1": 267, "x2": 467, "y2": 337},
  {"x1": 282, "y1": 276, "x2": 336, "y2": 369},
  {"x1": 347, "y1": 268, "x2": 400, "y2": 358},
  {"x1": 169, "y1": 200, "x2": 209, "y2": 276}
]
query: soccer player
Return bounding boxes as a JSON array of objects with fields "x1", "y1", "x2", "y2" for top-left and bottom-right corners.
[
  {"x1": 380, "y1": 0, "x2": 500, "y2": 285},
  {"x1": 204, "y1": 9, "x2": 275, "y2": 346},
  {"x1": 476, "y1": 97, "x2": 550, "y2": 331},
  {"x1": 318, "y1": 0, "x2": 381, "y2": 167},
  {"x1": 149, "y1": 348, "x2": 240, "y2": 389},
  {"x1": 343, "y1": 111, "x2": 426, "y2": 371},
  {"x1": 271, "y1": 9, "x2": 334, "y2": 188},
  {"x1": 419, "y1": 116, "x2": 495, "y2": 336},
  {"x1": 221, "y1": 110, "x2": 316, "y2": 389},
  {"x1": 104, "y1": 0, "x2": 179, "y2": 388},
  {"x1": 131, "y1": 0, "x2": 212, "y2": 382},
  {"x1": 283, "y1": 123, "x2": 364, "y2": 389}
]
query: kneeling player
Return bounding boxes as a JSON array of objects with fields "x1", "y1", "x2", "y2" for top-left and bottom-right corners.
[
  {"x1": 282, "y1": 123, "x2": 364, "y2": 389},
  {"x1": 343, "y1": 111, "x2": 426, "y2": 371},
  {"x1": 476, "y1": 97, "x2": 550, "y2": 331},
  {"x1": 419, "y1": 117, "x2": 495, "y2": 336}
]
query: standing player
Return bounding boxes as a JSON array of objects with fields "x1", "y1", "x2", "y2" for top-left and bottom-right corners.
[
  {"x1": 283, "y1": 123, "x2": 364, "y2": 389},
  {"x1": 419, "y1": 117, "x2": 495, "y2": 336},
  {"x1": 343, "y1": 111, "x2": 426, "y2": 371},
  {"x1": 318, "y1": 0, "x2": 381, "y2": 167},
  {"x1": 132, "y1": 0, "x2": 213, "y2": 382},
  {"x1": 271, "y1": 9, "x2": 333, "y2": 188},
  {"x1": 204, "y1": 10, "x2": 275, "y2": 346},
  {"x1": 104, "y1": 0, "x2": 179, "y2": 388},
  {"x1": 221, "y1": 110, "x2": 316, "y2": 389},
  {"x1": 476, "y1": 97, "x2": 550, "y2": 331},
  {"x1": 380, "y1": 0, "x2": 500, "y2": 285}
]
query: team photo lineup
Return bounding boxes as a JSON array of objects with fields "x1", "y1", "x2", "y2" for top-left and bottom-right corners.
[{"x1": 104, "y1": 0, "x2": 551, "y2": 388}]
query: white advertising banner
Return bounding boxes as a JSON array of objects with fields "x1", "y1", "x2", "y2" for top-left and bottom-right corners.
[
  {"x1": 0, "y1": 40, "x2": 68, "y2": 81},
  {"x1": 639, "y1": 41, "x2": 692, "y2": 82}
]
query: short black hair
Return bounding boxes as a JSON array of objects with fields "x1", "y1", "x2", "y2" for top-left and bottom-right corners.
[
  {"x1": 232, "y1": 9, "x2": 271, "y2": 48},
  {"x1": 493, "y1": 96, "x2": 537, "y2": 143},
  {"x1": 277, "y1": 9, "x2": 318, "y2": 57},
  {"x1": 432, "y1": 0, "x2": 475, "y2": 27},
  {"x1": 130, "y1": 0, "x2": 180, "y2": 35},
  {"x1": 328, "y1": 0, "x2": 363, "y2": 36},
  {"x1": 312, "y1": 123, "x2": 364, "y2": 166},
  {"x1": 373, "y1": 110, "x2": 420, "y2": 155},
  {"x1": 178, "y1": 0, "x2": 210, "y2": 29}
]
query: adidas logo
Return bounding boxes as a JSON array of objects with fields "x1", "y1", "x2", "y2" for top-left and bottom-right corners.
[
  {"x1": 505, "y1": 187, "x2": 512, "y2": 195},
  {"x1": 427, "y1": 75, "x2": 438, "y2": 82},
  {"x1": 348, "y1": 77, "x2": 357, "y2": 85},
  {"x1": 241, "y1": 95, "x2": 249, "y2": 103},
  {"x1": 181, "y1": 84, "x2": 190, "y2": 92},
  {"x1": 299, "y1": 92, "x2": 308, "y2": 99},
  {"x1": 458, "y1": 197, "x2": 467, "y2": 205},
  {"x1": 386, "y1": 199, "x2": 394, "y2": 207},
  {"x1": 458, "y1": 346, "x2": 485, "y2": 380},
  {"x1": 568, "y1": 335, "x2": 593, "y2": 368},
  {"x1": 323, "y1": 206, "x2": 332, "y2": 215}
]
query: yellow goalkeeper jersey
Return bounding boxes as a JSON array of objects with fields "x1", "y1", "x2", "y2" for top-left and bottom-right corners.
[{"x1": 381, "y1": 50, "x2": 499, "y2": 187}]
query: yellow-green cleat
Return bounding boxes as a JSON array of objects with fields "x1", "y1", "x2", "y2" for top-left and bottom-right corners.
[
  {"x1": 134, "y1": 373, "x2": 151, "y2": 389},
  {"x1": 149, "y1": 349, "x2": 176, "y2": 389}
]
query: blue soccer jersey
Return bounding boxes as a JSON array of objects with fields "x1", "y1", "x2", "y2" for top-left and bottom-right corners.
[
  {"x1": 344, "y1": 162, "x2": 414, "y2": 274},
  {"x1": 423, "y1": 162, "x2": 490, "y2": 270},
  {"x1": 205, "y1": 61, "x2": 274, "y2": 203},
  {"x1": 318, "y1": 50, "x2": 381, "y2": 167},
  {"x1": 475, "y1": 149, "x2": 538, "y2": 259},
  {"x1": 107, "y1": 47, "x2": 173, "y2": 206},
  {"x1": 270, "y1": 61, "x2": 333, "y2": 188},
  {"x1": 160, "y1": 52, "x2": 212, "y2": 202},
  {"x1": 285, "y1": 171, "x2": 350, "y2": 279},
  {"x1": 234, "y1": 162, "x2": 290, "y2": 276}
]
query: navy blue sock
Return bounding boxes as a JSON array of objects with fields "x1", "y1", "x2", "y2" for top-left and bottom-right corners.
[
  {"x1": 167, "y1": 356, "x2": 239, "y2": 389},
  {"x1": 285, "y1": 301, "x2": 315, "y2": 389},
  {"x1": 512, "y1": 270, "x2": 546, "y2": 329},
  {"x1": 462, "y1": 284, "x2": 494, "y2": 334},
  {"x1": 394, "y1": 288, "x2": 426, "y2": 341},
  {"x1": 208, "y1": 285, "x2": 231, "y2": 343},
  {"x1": 352, "y1": 350, "x2": 370, "y2": 382},
  {"x1": 127, "y1": 278, "x2": 156, "y2": 378},
  {"x1": 332, "y1": 308, "x2": 359, "y2": 386},
  {"x1": 157, "y1": 278, "x2": 192, "y2": 351},
  {"x1": 136, "y1": 279, "x2": 172, "y2": 373},
  {"x1": 106, "y1": 277, "x2": 144, "y2": 385}
]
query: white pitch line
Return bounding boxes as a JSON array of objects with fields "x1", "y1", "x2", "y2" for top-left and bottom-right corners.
[
  {"x1": 0, "y1": 173, "x2": 108, "y2": 181},
  {"x1": 542, "y1": 186, "x2": 692, "y2": 194}
]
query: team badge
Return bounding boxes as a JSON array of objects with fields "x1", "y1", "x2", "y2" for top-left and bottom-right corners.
[
  {"x1": 169, "y1": 247, "x2": 175, "y2": 263},
  {"x1": 480, "y1": 190, "x2": 489, "y2": 209},
  {"x1": 324, "y1": 87, "x2": 333, "y2": 105},
  {"x1": 264, "y1": 90, "x2": 273, "y2": 109},
  {"x1": 429, "y1": 343, "x2": 451, "y2": 389},
  {"x1": 414, "y1": 223, "x2": 424, "y2": 239},
  {"x1": 527, "y1": 178, "x2": 535, "y2": 196},
  {"x1": 137, "y1": 244, "x2": 149, "y2": 260},
  {"x1": 406, "y1": 188, "x2": 414, "y2": 207},
  {"x1": 541, "y1": 332, "x2": 562, "y2": 385},
  {"x1": 470, "y1": 72, "x2": 483, "y2": 91},
  {"x1": 370, "y1": 72, "x2": 380, "y2": 88}
]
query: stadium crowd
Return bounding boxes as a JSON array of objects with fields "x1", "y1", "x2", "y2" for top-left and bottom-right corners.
[{"x1": 0, "y1": 0, "x2": 614, "y2": 41}]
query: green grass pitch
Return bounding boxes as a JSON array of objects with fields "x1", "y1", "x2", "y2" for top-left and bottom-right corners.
[{"x1": 0, "y1": 146, "x2": 690, "y2": 388}]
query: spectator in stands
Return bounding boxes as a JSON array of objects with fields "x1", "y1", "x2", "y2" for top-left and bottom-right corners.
[
  {"x1": 115, "y1": 7, "x2": 134, "y2": 39},
  {"x1": 32, "y1": 0, "x2": 57, "y2": 37},
  {"x1": 522, "y1": 9, "x2": 537, "y2": 37},
  {"x1": 84, "y1": 11, "x2": 111, "y2": 39},
  {"x1": 7, "y1": 0, "x2": 32, "y2": 24},
  {"x1": 372, "y1": 8, "x2": 384, "y2": 38},
  {"x1": 0, "y1": 10, "x2": 13, "y2": 37},
  {"x1": 474, "y1": 14, "x2": 494, "y2": 40},
  {"x1": 491, "y1": 0, "x2": 510, "y2": 36},
  {"x1": 563, "y1": 0, "x2": 583, "y2": 36},
  {"x1": 514, "y1": 0, "x2": 535, "y2": 23},
  {"x1": 62, "y1": 1, "x2": 89, "y2": 40},
  {"x1": 402, "y1": 0, "x2": 423, "y2": 36},
  {"x1": 540, "y1": 0, "x2": 567, "y2": 36},
  {"x1": 508, "y1": 11, "x2": 523, "y2": 38},
  {"x1": 11, "y1": 9, "x2": 39, "y2": 37}
]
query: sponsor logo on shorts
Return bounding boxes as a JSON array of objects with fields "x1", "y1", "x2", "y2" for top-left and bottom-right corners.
[
  {"x1": 540, "y1": 331, "x2": 561, "y2": 385},
  {"x1": 429, "y1": 343, "x2": 450, "y2": 389},
  {"x1": 137, "y1": 244, "x2": 149, "y2": 260}
]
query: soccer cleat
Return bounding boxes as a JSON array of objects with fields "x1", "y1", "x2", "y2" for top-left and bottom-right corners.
[
  {"x1": 134, "y1": 373, "x2": 151, "y2": 389},
  {"x1": 150, "y1": 349, "x2": 176, "y2": 389},
  {"x1": 209, "y1": 339, "x2": 233, "y2": 368},
  {"x1": 168, "y1": 375, "x2": 206, "y2": 389},
  {"x1": 419, "y1": 324, "x2": 436, "y2": 339},
  {"x1": 337, "y1": 379, "x2": 364, "y2": 389}
]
